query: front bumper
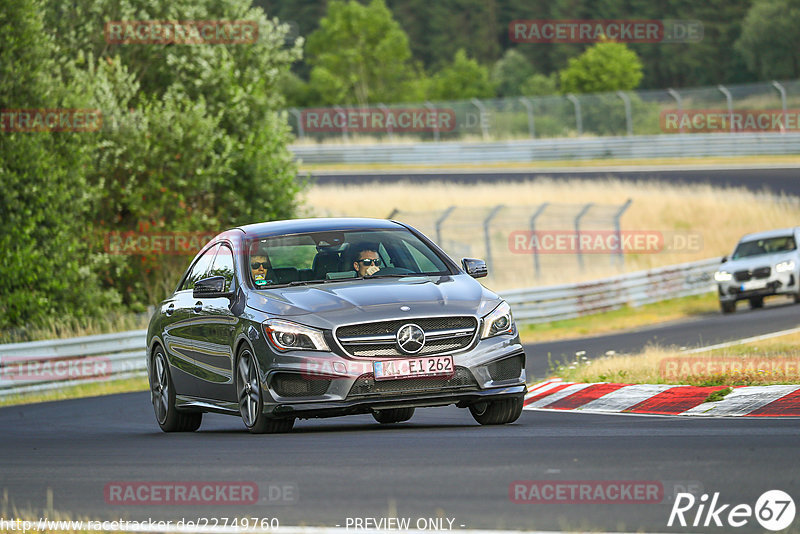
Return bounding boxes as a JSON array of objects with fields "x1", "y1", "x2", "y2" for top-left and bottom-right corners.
[
  {"x1": 256, "y1": 334, "x2": 526, "y2": 419},
  {"x1": 718, "y1": 272, "x2": 797, "y2": 302}
]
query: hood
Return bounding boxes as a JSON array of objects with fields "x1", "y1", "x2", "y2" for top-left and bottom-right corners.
[
  {"x1": 245, "y1": 274, "x2": 501, "y2": 328},
  {"x1": 720, "y1": 251, "x2": 797, "y2": 272}
]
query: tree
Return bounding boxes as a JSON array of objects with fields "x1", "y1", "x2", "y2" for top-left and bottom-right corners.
[
  {"x1": 559, "y1": 39, "x2": 643, "y2": 94},
  {"x1": 0, "y1": 0, "x2": 119, "y2": 330},
  {"x1": 735, "y1": 0, "x2": 800, "y2": 79},
  {"x1": 428, "y1": 49, "x2": 495, "y2": 101},
  {"x1": 306, "y1": 0, "x2": 419, "y2": 105},
  {"x1": 491, "y1": 49, "x2": 535, "y2": 97}
]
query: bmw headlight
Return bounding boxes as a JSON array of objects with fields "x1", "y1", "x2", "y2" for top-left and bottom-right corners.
[
  {"x1": 776, "y1": 260, "x2": 796, "y2": 273},
  {"x1": 714, "y1": 271, "x2": 733, "y2": 282},
  {"x1": 481, "y1": 301, "x2": 515, "y2": 339},
  {"x1": 263, "y1": 319, "x2": 330, "y2": 352}
]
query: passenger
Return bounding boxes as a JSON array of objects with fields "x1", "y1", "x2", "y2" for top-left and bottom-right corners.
[
  {"x1": 250, "y1": 253, "x2": 273, "y2": 286},
  {"x1": 352, "y1": 244, "x2": 382, "y2": 277}
]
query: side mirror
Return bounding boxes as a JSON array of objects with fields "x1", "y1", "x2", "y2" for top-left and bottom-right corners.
[
  {"x1": 462, "y1": 258, "x2": 488, "y2": 279},
  {"x1": 193, "y1": 276, "x2": 232, "y2": 298},
  {"x1": 721, "y1": 256, "x2": 728, "y2": 263}
]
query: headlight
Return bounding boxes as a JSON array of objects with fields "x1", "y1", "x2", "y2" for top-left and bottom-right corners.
[
  {"x1": 714, "y1": 271, "x2": 733, "y2": 282},
  {"x1": 263, "y1": 319, "x2": 330, "y2": 352},
  {"x1": 776, "y1": 260, "x2": 796, "y2": 273},
  {"x1": 481, "y1": 301, "x2": 515, "y2": 339}
]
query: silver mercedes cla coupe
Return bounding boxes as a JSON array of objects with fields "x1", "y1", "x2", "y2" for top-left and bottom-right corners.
[{"x1": 146, "y1": 218, "x2": 526, "y2": 433}]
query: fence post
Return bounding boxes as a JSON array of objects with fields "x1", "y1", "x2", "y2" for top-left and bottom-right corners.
[
  {"x1": 717, "y1": 85, "x2": 734, "y2": 133},
  {"x1": 519, "y1": 97, "x2": 536, "y2": 138},
  {"x1": 574, "y1": 203, "x2": 593, "y2": 271},
  {"x1": 435, "y1": 206, "x2": 456, "y2": 245},
  {"x1": 470, "y1": 98, "x2": 490, "y2": 140},
  {"x1": 613, "y1": 199, "x2": 632, "y2": 268},
  {"x1": 424, "y1": 101, "x2": 440, "y2": 142},
  {"x1": 617, "y1": 91, "x2": 633, "y2": 136},
  {"x1": 483, "y1": 205, "x2": 504, "y2": 273},
  {"x1": 771, "y1": 81, "x2": 788, "y2": 133},
  {"x1": 567, "y1": 94, "x2": 583, "y2": 136},
  {"x1": 529, "y1": 203, "x2": 549, "y2": 280},
  {"x1": 288, "y1": 108, "x2": 304, "y2": 139},
  {"x1": 667, "y1": 88, "x2": 683, "y2": 134}
]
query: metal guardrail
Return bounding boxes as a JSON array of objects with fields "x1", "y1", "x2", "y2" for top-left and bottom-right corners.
[
  {"x1": 500, "y1": 257, "x2": 720, "y2": 323},
  {"x1": 0, "y1": 330, "x2": 147, "y2": 399},
  {"x1": 290, "y1": 133, "x2": 800, "y2": 165},
  {"x1": 0, "y1": 258, "x2": 721, "y2": 398}
]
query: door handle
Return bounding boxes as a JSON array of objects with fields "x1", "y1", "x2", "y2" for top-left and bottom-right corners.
[
  {"x1": 165, "y1": 303, "x2": 174, "y2": 316},
  {"x1": 194, "y1": 301, "x2": 203, "y2": 313}
]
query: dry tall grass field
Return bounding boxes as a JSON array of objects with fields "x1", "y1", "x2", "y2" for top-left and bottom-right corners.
[{"x1": 303, "y1": 178, "x2": 800, "y2": 289}]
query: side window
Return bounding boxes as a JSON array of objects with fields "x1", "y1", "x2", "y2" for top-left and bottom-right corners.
[
  {"x1": 180, "y1": 244, "x2": 219, "y2": 291},
  {"x1": 208, "y1": 244, "x2": 235, "y2": 291}
]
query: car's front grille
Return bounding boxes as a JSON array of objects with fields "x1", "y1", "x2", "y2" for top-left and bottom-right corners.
[
  {"x1": 488, "y1": 355, "x2": 524, "y2": 381},
  {"x1": 347, "y1": 366, "x2": 478, "y2": 397},
  {"x1": 335, "y1": 317, "x2": 478, "y2": 358},
  {"x1": 734, "y1": 267, "x2": 771, "y2": 282}
]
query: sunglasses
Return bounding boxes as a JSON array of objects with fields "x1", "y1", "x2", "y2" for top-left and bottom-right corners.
[
  {"x1": 357, "y1": 258, "x2": 382, "y2": 266},
  {"x1": 250, "y1": 261, "x2": 270, "y2": 269}
]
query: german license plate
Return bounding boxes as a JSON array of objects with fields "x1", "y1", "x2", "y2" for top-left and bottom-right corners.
[
  {"x1": 373, "y1": 355, "x2": 454, "y2": 381},
  {"x1": 741, "y1": 280, "x2": 767, "y2": 291}
]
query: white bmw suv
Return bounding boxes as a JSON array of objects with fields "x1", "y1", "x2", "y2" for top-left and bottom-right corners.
[{"x1": 715, "y1": 227, "x2": 800, "y2": 313}]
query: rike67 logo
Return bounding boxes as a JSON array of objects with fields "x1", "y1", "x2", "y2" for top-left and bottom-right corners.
[{"x1": 668, "y1": 490, "x2": 795, "y2": 531}]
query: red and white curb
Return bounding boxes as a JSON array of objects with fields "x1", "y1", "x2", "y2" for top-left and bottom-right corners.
[{"x1": 524, "y1": 379, "x2": 800, "y2": 416}]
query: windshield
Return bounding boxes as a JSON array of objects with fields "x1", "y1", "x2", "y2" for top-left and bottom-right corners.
[
  {"x1": 732, "y1": 236, "x2": 796, "y2": 259},
  {"x1": 246, "y1": 228, "x2": 452, "y2": 288}
]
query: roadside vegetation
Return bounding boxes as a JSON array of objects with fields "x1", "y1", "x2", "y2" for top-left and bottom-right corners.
[{"x1": 552, "y1": 330, "x2": 800, "y2": 386}]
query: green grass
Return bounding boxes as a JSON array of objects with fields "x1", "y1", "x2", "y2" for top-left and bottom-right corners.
[
  {"x1": 704, "y1": 387, "x2": 734, "y2": 403},
  {"x1": 518, "y1": 292, "x2": 719, "y2": 343},
  {"x1": 0, "y1": 376, "x2": 149, "y2": 407}
]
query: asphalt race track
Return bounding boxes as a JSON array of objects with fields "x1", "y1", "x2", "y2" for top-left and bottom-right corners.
[
  {"x1": 2, "y1": 300, "x2": 800, "y2": 532},
  {"x1": 310, "y1": 166, "x2": 800, "y2": 196}
]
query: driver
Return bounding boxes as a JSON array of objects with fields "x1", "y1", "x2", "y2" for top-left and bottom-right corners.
[{"x1": 352, "y1": 243, "x2": 382, "y2": 277}]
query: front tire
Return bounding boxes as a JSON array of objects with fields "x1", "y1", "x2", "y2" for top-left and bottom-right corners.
[
  {"x1": 150, "y1": 347, "x2": 202, "y2": 432},
  {"x1": 469, "y1": 396, "x2": 523, "y2": 425},
  {"x1": 720, "y1": 300, "x2": 736, "y2": 314},
  {"x1": 236, "y1": 348, "x2": 294, "y2": 434},
  {"x1": 372, "y1": 407, "x2": 415, "y2": 424},
  {"x1": 749, "y1": 296, "x2": 764, "y2": 309}
]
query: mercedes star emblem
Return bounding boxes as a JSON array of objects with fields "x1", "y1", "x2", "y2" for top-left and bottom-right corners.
[{"x1": 396, "y1": 323, "x2": 425, "y2": 354}]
